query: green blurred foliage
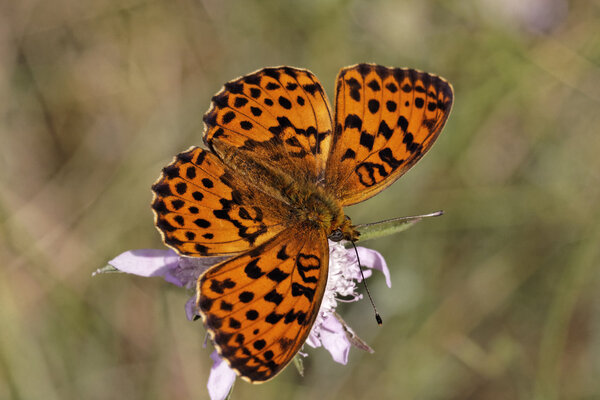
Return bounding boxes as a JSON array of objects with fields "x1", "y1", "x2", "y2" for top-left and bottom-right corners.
[{"x1": 1, "y1": 0, "x2": 600, "y2": 399}]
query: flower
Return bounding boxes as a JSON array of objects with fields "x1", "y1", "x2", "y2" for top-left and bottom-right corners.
[
  {"x1": 207, "y1": 350, "x2": 237, "y2": 400},
  {"x1": 103, "y1": 242, "x2": 389, "y2": 400},
  {"x1": 104, "y1": 249, "x2": 228, "y2": 320},
  {"x1": 304, "y1": 241, "x2": 390, "y2": 364}
]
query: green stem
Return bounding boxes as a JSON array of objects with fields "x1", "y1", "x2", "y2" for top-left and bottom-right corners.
[
  {"x1": 92, "y1": 265, "x2": 120, "y2": 275},
  {"x1": 351, "y1": 210, "x2": 443, "y2": 245}
]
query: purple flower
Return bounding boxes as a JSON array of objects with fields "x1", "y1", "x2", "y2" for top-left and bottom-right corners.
[
  {"x1": 207, "y1": 350, "x2": 236, "y2": 400},
  {"x1": 304, "y1": 241, "x2": 390, "y2": 363},
  {"x1": 104, "y1": 242, "x2": 389, "y2": 400},
  {"x1": 105, "y1": 249, "x2": 228, "y2": 320}
]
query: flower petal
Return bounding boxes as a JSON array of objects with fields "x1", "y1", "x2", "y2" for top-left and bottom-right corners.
[
  {"x1": 185, "y1": 295, "x2": 199, "y2": 321},
  {"x1": 319, "y1": 315, "x2": 351, "y2": 365},
  {"x1": 357, "y1": 246, "x2": 391, "y2": 287},
  {"x1": 207, "y1": 350, "x2": 236, "y2": 400},
  {"x1": 108, "y1": 249, "x2": 184, "y2": 286},
  {"x1": 175, "y1": 255, "x2": 230, "y2": 289},
  {"x1": 108, "y1": 250, "x2": 230, "y2": 290},
  {"x1": 305, "y1": 333, "x2": 321, "y2": 349}
]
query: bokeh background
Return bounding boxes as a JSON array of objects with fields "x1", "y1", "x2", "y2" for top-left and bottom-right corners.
[{"x1": 2, "y1": 0, "x2": 600, "y2": 399}]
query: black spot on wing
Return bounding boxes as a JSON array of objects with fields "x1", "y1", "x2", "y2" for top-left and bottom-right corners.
[
  {"x1": 245, "y1": 74, "x2": 261, "y2": 86},
  {"x1": 195, "y1": 244, "x2": 209, "y2": 255},
  {"x1": 377, "y1": 120, "x2": 394, "y2": 140},
  {"x1": 240, "y1": 120, "x2": 253, "y2": 130},
  {"x1": 397, "y1": 116, "x2": 408, "y2": 132},
  {"x1": 283, "y1": 67, "x2": 298, "y2": 78},
  {"x1": 359, "y1": 131, "x2": 375, "y2": 150},
  {"x1": 239, "y1": 291, "x2": 254, "y2": 303},
  {"x1": 291, "y1": 282, "x2": 315, "y2": 301},
  {"x1": 278, "y1": 96, "x2": 292, "y2": 109},
  {"x1": 246, "y1": 309, "x2": 259, "y2": 320},
  {"x1": 264, "y1": 289, "x2": 283, "y2": 305},
  {"x1": 357, "y1": 64, "x2": 371, "y2": 76},
  {"x1": 263, "y1": 68, "x2": 280, "y2": 80},
  {"x1": 265, "y1": 312, "x2": 284, "y2": 324},
  {"x1": 244, "y1": 259, "x2": 264, "y2": 279},
  {"x1": 185, "y1": 166, "x2": 196, "y2": 179},
  {"x1": 224, "y1": 81, "x2": 244, "y2": 94},
  {"x1": 346, "y1": 77, "x2": 362, "y2": 102},
  {"x1": 171, "y1": 199, "x2": 184, "y2": 210},
  {"x1": 367, "y1": 79, "x2": 381, "y2": 91},
  {"x1": 341, "y1": 148, "x2": 356, "y2": 161},
  {"x1": 222, "y1": 111, "x2": 235, "y2": 124},
  {"x1": 175, "y1": 182, "x2": 187, "y2": 195},
  {"x1": 379, "y1": 147, "x2": 404, "y2": 169},
  {"x1": 303, "y1": 83, "x2": 319, "y2": 95},
  {"x1": 250, "y1": 88, "x2": 261, "y2": 98},
  {"x1": 234, "y1": 97, "x2": 248, "y2": 108},
  {"x1": 375, "y1": 65, "x2": 390, "y2": 79},
  {"x1": 368, "y1": 99, "x2": 380, "y2": 114},
  {"x1": 267, "y1": 268, "x2": 289, "y2": 283},
  {"x1": 355, "y1": 162, "x2": 388, "y2": 187},
  {"x1": 162, "y1": 165, "x2": 179, "y2": 179},
  {"x1": 386, "y1": 82, "x2": 398, "y2": 93},
  {"x1": 344, "y1": 114, "x2": 362, "y2": 130},
  {"x1": 276, "y1": 245, "x2": 289, "y2": 260}
]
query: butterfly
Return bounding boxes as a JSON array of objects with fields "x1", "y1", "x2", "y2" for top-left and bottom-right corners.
[{"x1": 151, "y1": 64, "x2": 453, "y2": 382}]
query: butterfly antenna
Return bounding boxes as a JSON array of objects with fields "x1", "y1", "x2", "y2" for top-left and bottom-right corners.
[{"x1": 351, "y1": 241, "x2": 383, "y2": 326}]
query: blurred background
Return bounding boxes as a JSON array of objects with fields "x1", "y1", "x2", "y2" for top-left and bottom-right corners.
[{"x1": 1, "y1": 0, "x2": 599, "y2": 399}]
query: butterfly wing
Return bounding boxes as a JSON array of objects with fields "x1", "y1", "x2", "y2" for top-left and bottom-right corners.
[
  {"x1": 198, "y1": 226, "x2": 328, "y2": 382},
  {"x1": 203, "y1": 66, "x2": 333, "y2": 180},
  {"x1": 152, "y1": 147, "x2": 286, "y2": 256},
  {"x1": 325, "y1": 63, "x2": 454, "y2": 205}
]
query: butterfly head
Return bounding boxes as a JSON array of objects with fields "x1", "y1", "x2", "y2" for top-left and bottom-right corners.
[
  {"x1": 328, "y1": 229, "x2": 345, "y2": 242},
  {"x1": 328, "y1": 215, "x2": 360, "y2": 243}
]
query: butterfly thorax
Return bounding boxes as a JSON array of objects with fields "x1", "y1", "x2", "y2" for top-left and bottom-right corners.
[
  {"x1": 214, "y1": 140, "x2": 359, "y2": 241},
  {"x1": 285, "y1": 182, "x2": 359, "y2": 241}
]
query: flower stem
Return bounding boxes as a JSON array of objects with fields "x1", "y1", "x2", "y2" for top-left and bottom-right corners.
[{"x1": 92, "y1": 264, "x2": 120, "y2": 276}]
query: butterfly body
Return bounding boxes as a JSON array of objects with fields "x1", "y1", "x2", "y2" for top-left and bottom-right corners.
[
  {"x1": 212, "y1": 137, "x2": 356, "y2": 241},
  {"x1": 152, "y1": 64, "x2": 453, "y2": 382}
]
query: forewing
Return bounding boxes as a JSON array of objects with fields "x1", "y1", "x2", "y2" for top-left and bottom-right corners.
[
  {"x1": 203, "y1": 66, "x2": 333, "y2": 179},
  {"x1": 197, "y1": 227, "x2": 329, "y2": 382},
  {"x1": 325, "y1": 64, "x2": 453, "y2": 205},
  {"x1": 152, "y1": 147, "x2": 285, "y2": 256}
]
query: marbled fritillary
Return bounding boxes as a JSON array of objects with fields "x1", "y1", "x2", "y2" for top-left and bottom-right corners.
[{"x1": 151, "y1": 64, "x2": 453, "y2": 382}]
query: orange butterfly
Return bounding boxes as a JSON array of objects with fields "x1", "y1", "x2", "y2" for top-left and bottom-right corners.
[{"x1": 151, "y1": 64, "x2": 453, "y2": 382}]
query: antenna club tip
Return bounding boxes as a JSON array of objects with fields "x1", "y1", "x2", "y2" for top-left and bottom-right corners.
[{"x1": 376, "y1": 314, "x2": 383, "y2": 325}]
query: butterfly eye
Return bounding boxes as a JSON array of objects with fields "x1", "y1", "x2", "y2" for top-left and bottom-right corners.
[{"x1": 328, "y1": 229, "x2": 344, "y2": 242}]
